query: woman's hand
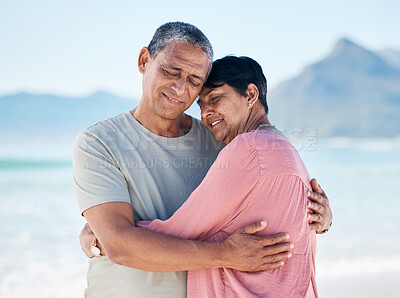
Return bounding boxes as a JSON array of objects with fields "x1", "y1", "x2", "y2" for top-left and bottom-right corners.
[
  {"x1": 307, "y1": 178, "x2": 333, "y2": 234},
  {"x1": 80, "y1": 223, "x2": 106, "y2": 258}
]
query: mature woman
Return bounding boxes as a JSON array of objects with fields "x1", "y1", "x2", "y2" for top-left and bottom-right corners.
[{"x1": 135, "y1": 55, "x2": 318, "y2": 297}]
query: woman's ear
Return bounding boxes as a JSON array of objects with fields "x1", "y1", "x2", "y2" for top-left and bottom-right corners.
[
  {"x1": 246, "y1": 83, "x2": 259, "y2": 108},
  {"x1": 138, "y1": 47, "x2": 151, "y2": 74}
]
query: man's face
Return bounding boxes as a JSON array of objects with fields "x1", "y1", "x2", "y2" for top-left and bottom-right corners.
[{"x1": 139, "y1": 41, "x2": 210, "y2": 120}]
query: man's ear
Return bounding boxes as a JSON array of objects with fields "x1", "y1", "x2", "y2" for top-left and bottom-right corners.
[
  {"x1": 138, "y1": 47, "x2": 151, "y2": 74},
  {"x1": 246, "y1": 83, "x2": 259, "y2": 107}
]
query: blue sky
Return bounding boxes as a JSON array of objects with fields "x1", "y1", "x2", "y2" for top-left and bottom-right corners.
[{"x1": 0, "y1": 0, "x2": 399, "y2": 98}]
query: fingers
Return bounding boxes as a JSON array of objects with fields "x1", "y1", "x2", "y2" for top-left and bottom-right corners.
[
  {"x1": 249, "y1": 244, "x2": 294, "y2": 272},
  {"x1": 80, "y1": 223, "x2": 96, "y2": 258},
  {"x1": 307, "y1": 200, "x2": 324, "y2": 214},
  {"x1": 263, "y1": 241, "x2": 293, "y2": 255},
  {"x1": 307, "y1": 191, "x2": 327, "y2": 205},
  {"x1": 223, "y1": 230, "x2": 294, "y2": 272},
  {"x1": 83, "y1": 222, "x2": 94, "y2": 234},
  {"x1": 263, "y1": 251, "x2": 292, "y2": 264},
  {"x1": 308, "y1": 205, "x2": 333, "y2": 233},
  {"x1": 309, "y1": 222, "x2": 322, "y2": 232},
  {"x1": 261, "y1": 233, "x2": 290, "y2": 247},
  {"x1": 308, "y1": 179, "x2": 332, "y2": 234},
  {"x1": 310, "y1": 178, "x2": 325, "y2": 195},
  {"x1": 259, "y1": 261, "x2": 286, "y2": 271},
  {"x1": 239, "y1": 221, "x2": 267, "y2": 235},
  {"x1": 85, "y1": 250, "x2": 95, "y2": 258},
  {"x1": 81, "y1": 240, "x2": 95, "y2": 258},
  {"x1": 308, "y1": 213, "x2": 322, "y2": 222}
]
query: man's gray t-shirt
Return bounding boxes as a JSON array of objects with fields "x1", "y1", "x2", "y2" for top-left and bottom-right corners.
[{"x1": 72, "y1": 111, "x2": 223, "y2": 297}]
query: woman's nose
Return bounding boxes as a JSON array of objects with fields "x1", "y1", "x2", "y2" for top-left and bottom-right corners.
[{"x1": 201, "y1": 103, "x2": 213, "y2": 119}]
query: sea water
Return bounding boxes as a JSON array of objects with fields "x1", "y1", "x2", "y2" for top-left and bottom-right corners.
[
  {"x1": 0, "y1": 136, "x2": 399, "y2": 297},
  {"x1": 0, "y1": 136, "x2": 87, "y2": 297}
]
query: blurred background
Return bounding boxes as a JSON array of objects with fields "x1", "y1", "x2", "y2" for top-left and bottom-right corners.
[{"x1": 1, "y1": 1, "x2": 399, "y2": 297}]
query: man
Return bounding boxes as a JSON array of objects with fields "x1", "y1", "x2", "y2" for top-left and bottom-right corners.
[{"x1": 73, "y1": 22, "x2": 332, "y2": 297}]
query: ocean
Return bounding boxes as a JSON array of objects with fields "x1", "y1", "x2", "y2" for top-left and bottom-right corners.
[{"x1": 1, "y1": 135, "x2": 399, "y2": 297}]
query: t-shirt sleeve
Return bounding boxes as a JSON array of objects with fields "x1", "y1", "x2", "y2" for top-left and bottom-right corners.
[
  {"x1": 140, "y1": 134, "x2": 260, "y2": 241},
  {"x1": 72, "y1": 130, "x2": 131, "y2": 215}
]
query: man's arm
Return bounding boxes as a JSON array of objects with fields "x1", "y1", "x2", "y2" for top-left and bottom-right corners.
[
  {"x1": 81, "y1": 178, "x2": 333, "y2": 262},
  {"x1": 307, "y1": 178, "x2": 333, "y2": 233},
  {"x1": 81, "y1": 177, "x2": 334, "y2": 261},
  {"x1": 84, "y1": 201, "x2": 292, "y2": 272}
]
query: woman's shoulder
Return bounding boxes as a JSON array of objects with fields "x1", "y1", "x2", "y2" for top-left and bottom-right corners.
[
  {"x1": 247, "y1": 129, "x2": 295, "y2": 149},
  {"x1": 219, "y1": 130, "x2": 292, "y2": 156},
  {"x1": 242, "y1": 130, "x2": 311, "y2": 183},
  {"x1": 222, "y1": 130, "x2": 294, "y2": 154},
  {"x1": 221, "y1": 133, "x2": 258, "y2": 156}
]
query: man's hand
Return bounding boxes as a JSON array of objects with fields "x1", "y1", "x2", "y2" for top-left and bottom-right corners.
[
  {"x1": 221, "y1": 221, "x2": 293, "y2": 271},
  {"x1": 307, "y1": 178, "x2": 333, "y2": 234},
  {"x1": 80, "y1": 223, "x2": 105, "y2": 258}
]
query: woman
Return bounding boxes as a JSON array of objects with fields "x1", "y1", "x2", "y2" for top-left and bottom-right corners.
[{"x1": 136, "y1": 55, "x2": 318, "y2": 297}]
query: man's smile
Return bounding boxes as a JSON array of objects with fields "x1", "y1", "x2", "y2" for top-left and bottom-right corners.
[{"x1": 163, "y1": 93, "x2": 184, "y2": 105}]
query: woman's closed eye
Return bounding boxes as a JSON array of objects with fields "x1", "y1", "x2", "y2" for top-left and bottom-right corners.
[
  {"x1": 209, "y1": 96, "x2": 219, "y2": 104},
  {"x1": 197, "y1": 96, "x2": 219, "y2": 110}
]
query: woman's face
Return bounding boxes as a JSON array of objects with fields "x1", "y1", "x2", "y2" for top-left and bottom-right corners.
[{"x1": 197, "y1": 84, "x2": 251, "y2": 144}]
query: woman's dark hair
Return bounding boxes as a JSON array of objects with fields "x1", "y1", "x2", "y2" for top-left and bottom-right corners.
[{"x1": 203, "y1": 55, "x2": 268, "y2": 113}]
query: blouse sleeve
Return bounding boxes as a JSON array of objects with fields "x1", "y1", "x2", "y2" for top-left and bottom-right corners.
[{"x1": 137, "y1": 134, "x2": 260, "y2": 241}]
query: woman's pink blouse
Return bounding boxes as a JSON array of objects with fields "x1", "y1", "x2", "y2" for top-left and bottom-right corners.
[{"x1": 137, "y1": 130, "x2": 318, "y2": 298}]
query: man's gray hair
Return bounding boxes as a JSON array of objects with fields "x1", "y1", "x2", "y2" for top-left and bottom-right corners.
[{"x1": 148, "y1": 22, "x2": 214, "y2": 76}]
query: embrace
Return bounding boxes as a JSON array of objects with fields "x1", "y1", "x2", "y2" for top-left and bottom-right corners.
[{"x1": 73, "y1": 22, "x2": 332, "y2": 297}]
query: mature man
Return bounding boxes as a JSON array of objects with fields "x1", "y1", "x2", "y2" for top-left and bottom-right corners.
[{"x1": 73, "y1": 22, "x2": 332, "y2": 297}]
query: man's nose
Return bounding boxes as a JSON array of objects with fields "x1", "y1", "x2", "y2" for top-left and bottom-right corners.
[{"x1": 171, "y1": 76, "x2": 186, "y2": 97}]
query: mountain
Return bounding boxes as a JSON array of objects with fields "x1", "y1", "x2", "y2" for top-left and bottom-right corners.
[
  {"x1": 269, "y1": 38, "x2": 400, "y2": 138},
  {"x1": 1, "y1": 38, "x2": 399, "y2": 138},
  {"x1": 0, "y1": 91, "x2": 139, "y2": 137},
  {"x1": 378, "y1": 49, "x2": 400, "y2": 70}
]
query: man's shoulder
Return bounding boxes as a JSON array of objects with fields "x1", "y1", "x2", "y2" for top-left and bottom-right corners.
[
  {"x1": 191, "y1": 117, "x2": 208, "y2": 136},
  {"x1": 191, "y1": 116, "x2": 225, "y2": 151},
  {"x1": 73, "y1": 112, "x2": 134, "y2": 152},
  {"x1": 84, "y1": 111, "x2": 133, "y2": 136},
  {"x1": 77, "y1": 111, "x2": 139, "y2": 143}
]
